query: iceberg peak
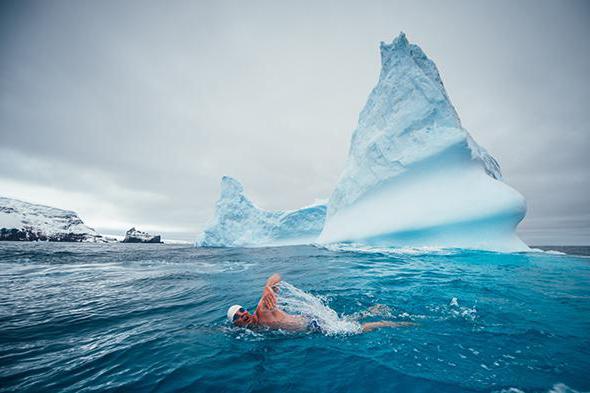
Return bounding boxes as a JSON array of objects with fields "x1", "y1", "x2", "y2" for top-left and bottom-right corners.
[
  {"x1": 379, "y1": 32, "x2": 409, "y2": 70},
  {"x1": 380, "y1": 31, "x2": 408, "y2": 51},
  {"x1": 220, "y1": 176, "x2": 244, "y2": 198}
]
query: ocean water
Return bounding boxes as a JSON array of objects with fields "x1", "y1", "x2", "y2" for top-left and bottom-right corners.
[{"x1": 0, "y1": 243, "x2": 589, "y2": 393}]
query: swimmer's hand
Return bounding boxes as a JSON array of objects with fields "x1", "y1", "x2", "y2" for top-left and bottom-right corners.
[
  {"x1": 266, "y1": 273, "x2": 282, "y2": 293},
  {"x1": 260, "y1": 286, "x2": 277, "y2": 310},
  {"x1": 255, "y1": 274, "x2": 281, "y2": 315},
  {"x1": 266, "y1": 273, "x2": 282, "y2": 286}
]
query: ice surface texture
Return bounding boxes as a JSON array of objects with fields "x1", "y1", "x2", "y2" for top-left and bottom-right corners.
[
  {"x1": 318, "y1": 33, "x2": 527, "y2": 251},
  {"x1": 0, "y1": 197, "x2": 103, "y2": 242},
  {"x1": 197, "y1": 177, "x2": 326, "y2": 247}
]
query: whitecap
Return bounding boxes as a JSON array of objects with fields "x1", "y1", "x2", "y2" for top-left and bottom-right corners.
[
  {"x1": 547, "y1": 383, "x2": 584, "y2": 393},
  {"x1": 316, "y1": 242, "x2": 457, "y2": 256},
  {"x1": 528, "y1": 248, "x2": 567, "y2": 255},
  {"x1": 496, "y1": 383, "x2": 588, "y2": 393}
]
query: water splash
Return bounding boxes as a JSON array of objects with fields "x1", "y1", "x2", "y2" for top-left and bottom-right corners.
[
  {"x1": 278, "y1": 282, "x2": 362, "y2": 335},
  {"x1": 426, "y1": 297, "x2": 478, "y2": 324}
]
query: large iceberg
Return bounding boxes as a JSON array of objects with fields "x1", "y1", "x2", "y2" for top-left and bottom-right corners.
[
  {"x1": 197, "y1": 177, "x2": 326, "y2": 247},
  {"x1": 318, "y1": 33, "x2": 528, "y2": 252}
]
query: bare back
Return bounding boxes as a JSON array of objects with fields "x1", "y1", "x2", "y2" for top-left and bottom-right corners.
[{"x1": 256, "y1": 307, "x2": 307, "y2": 331}]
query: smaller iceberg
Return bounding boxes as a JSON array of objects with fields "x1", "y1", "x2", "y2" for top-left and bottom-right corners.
[{"x1": 197, "y1": 177, "x2": 326, "y2": 247}]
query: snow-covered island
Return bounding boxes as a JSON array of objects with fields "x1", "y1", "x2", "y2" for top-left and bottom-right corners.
[
  {"x1": 0, "y1": 197, "x2": 106, "y2": 242},
  {"x1": 197, "y1": 176, "x2": 326, "y2": 247},
  {"x1": 121, "y1": 227, "x2": 162, "y2": 243},
  {"x1": 197, "y1": 33, "x2": 528, "y2": 252}
]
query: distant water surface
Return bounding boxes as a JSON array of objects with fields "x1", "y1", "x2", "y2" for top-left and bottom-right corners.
[{"x1": 0, "y1": 242, "x2": 589, "y2": 393}]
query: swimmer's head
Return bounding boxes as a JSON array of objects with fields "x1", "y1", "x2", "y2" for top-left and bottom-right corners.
[{"x1": 227, "y1": 305, "x2": 253, "y2": 326}]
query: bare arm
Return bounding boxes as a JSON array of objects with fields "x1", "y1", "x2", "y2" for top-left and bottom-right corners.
[{"x1": 255, "y1": 274, "x2": 281, "y2": 316}]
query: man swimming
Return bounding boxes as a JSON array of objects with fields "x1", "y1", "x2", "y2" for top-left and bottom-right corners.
[{"x1": 227, "y1": 273, "x2": 415, "y2": 333}]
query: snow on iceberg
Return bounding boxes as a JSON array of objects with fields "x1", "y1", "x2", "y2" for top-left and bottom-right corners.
[
  {"x1": 318, "y1": 33, "x2": 528, "y2": 252},
  {"x1": 197, "y1": 176, "x2": 326, "y2": 247}
]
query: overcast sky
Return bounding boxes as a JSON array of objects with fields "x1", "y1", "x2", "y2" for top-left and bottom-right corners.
[{"x1": 1, "y1": 0, "x2": 588, "y2": 244}]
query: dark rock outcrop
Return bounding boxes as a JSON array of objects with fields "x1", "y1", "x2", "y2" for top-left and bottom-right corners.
[{"x1": 121, "y1": 227, "x2": 162, "y2": 243}]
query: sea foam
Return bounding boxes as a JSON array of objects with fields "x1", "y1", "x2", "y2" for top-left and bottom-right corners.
[{"x1": 278, "y1": 281, "x2": 362, "y2": 335}]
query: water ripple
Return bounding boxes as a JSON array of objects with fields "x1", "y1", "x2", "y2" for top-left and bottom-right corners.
[{"x1": 0, "y1": 242, "x2": 589, "y2": 392}]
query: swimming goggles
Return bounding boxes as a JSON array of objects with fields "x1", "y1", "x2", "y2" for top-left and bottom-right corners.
[{"x1": 232, "y1": 307, "x2": 246, "y2": 322}]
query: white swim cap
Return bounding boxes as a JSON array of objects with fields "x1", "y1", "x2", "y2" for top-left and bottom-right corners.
[{"x1": 227, "y1": 304, "x2": 243, "y2": 323}]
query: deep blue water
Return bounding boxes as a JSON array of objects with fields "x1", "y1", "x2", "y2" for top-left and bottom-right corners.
[{"x1": 0, "y1": 243, "x2": 589, "y2": 393}]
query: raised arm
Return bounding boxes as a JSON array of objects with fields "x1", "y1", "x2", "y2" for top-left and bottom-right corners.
[{"x1": 255, "y1": 274, "x2": 282, "y2": 316}]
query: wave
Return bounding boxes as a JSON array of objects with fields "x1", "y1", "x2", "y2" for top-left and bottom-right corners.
[
  {"x1": 494, "y1": 383, "x2": 585, "y2": 393},
  {"x1": 528, "y1": 248, "x2": 568, "y2": 256},
  {"x1": 316, "y1": 242, "x2": 459, "y2": 256},
  {"x1": 318, "y1": 243, "x2": 587, "y2": 259}
]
